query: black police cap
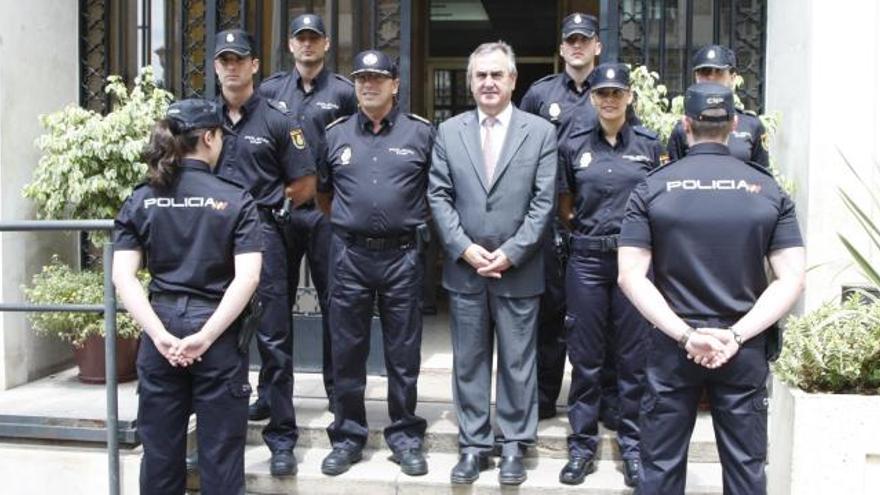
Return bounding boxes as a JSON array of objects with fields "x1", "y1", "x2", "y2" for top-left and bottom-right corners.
[
  {"x1": 166, "y1": 99, "x2": 223, "y2": 133},
  {"x1": 684, "y1": 82, "x2": 735, "y2": 121},
  {"x1": 562, "y1": 13, "x2": 598, "y2": 39},
  {"x1": 214, "y1": 29, "x2": 255, "y2": 58},
  {"x1": 692, "y1": 44, "x2": 736, "y2": 71},
  {"x1": 290, "y1": 13, "x2": 326, "y2": 37},
  {"x1": 350, "y1": 50, "x2": 397, "y2": 78},
  {"x1": 589, "y1": 63, "x2": 630, "y2": 91}
]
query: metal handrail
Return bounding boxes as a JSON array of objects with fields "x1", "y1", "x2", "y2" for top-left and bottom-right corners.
[{"x1": 0, "y1": 219, "x2": 120, "y2": 495}]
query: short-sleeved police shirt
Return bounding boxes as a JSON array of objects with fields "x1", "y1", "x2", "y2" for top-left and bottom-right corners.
[
  {"x1": 667, "y1": 109, "x2": 769, "y2": 167},
  {"x1": 319, "y1": 107, "x2": 434, "y2": 236},
  {"x1": 215, "y1": 92, "x2": 316, "y2": 208},
  {"x1": 619, "y1": 142, "x2": 803, "y2": 319},
  {"x1": 114, "y1": 159, "x2": 264, "y2": 299},
  {"x1": 520, "y1": 71, "x2": 597, "y2": 142},
  {"x1": 559, "y1": 122, "x2": 662, "y2": 236}
]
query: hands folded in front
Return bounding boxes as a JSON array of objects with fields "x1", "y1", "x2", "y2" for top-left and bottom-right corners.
[
  {"x1": 152, "y1": 330, "x2": 215, "y2": 367},
  {"x1": 463, "y1": 243, "x2": 512, "y2": 279}
]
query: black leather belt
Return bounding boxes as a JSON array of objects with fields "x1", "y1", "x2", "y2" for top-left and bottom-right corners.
[
  {"x1": 343, "y1": 231, "x2": 416, "y2": 250},
  {"x1": 570, "y1": 234, "x2": 619, "y2": 253},
  {"x1": 150, "y1": 292, "x2": 220, "y2": 307}
]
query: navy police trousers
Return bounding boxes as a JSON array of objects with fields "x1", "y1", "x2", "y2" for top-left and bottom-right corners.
[
  {"x1": 326, "y1": 232, "x2": 428, "y2": 453},
  {"x1": 565, "y1": 247, "x2": 647, "y2": 461},
  {"x1": 638, "y1": 323, "x2": 769, "y2": 495},
  {"x1": 138, "y1": 294, "x2": 249, "y2": 495},
  {"x1": 537, "y1": 228, "x2": 567, "y2": 415}
]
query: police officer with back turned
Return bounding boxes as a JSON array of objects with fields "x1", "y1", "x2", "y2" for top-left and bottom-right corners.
[
  {"x1": 317, "y1": 50, "x2": 432, "y2": 477},
  {"x1": 618, "y1": 82, "x2": 805, "y2": 494},
  {"x1": 113, "y1": 98, "x2": 262, "y2": 494},
  {"x1": 213, "y1": 28, "x2": 316, "y2": 477}
]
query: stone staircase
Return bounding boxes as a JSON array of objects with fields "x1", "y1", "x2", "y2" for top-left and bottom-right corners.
[{"x1": 188, "y1": 369, "x2": 724, "y2": 494}]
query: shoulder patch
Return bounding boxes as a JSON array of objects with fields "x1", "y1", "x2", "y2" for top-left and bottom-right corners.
[
  {"x1": 325, "y1": 115, "x2": 352, "y2": 131},
  {"x1": 406, "y1": 113, "x2": 432, "y2": 126},
  {"x1": 266, "y1": 98, "x2": 290, "y2": 114},
  {"x1": 331, "y1": 73, "x2": 354, "y2": 87},
  {"x1": 633, "y1": 125, "x2": 659, "y2": 140}
]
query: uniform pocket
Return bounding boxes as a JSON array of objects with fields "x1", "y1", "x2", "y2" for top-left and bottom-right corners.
[
  {"x1": 751, "y1": 392, "x2": 769, "y2": 460},
  {"x1": 227, "y1": 382, "x2": 253, "y2": 399}
]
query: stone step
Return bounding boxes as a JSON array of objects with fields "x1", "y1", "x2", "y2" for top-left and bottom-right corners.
[
  {"x1": 247, "y1": 396, "x2": 720, "y2": 463},
  {"x1": 190, "y1": 446, "x2": 723, "y2": 494}
]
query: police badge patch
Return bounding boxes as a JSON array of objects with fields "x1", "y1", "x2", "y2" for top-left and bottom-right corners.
[
  {"x1": 578, "y1": 152, "x2": 592, "y2": 169},
  {"x1": 548, "y1": 102, "x2": 561, "y2": 121},
  {"x1": 340, "y1": 146, "x2": 352, "y2": 165},
  {"x1": 290, "y1": 128, "x2": 306, "y2": 149}
]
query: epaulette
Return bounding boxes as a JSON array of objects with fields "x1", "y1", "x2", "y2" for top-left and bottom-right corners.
[
  {"x1": 739, "y1": 108, "x2": 759, "y2": 117},
  {"x1": 131, "y1": 181, "x2": 149, "y2": 191},
  {"x1": 215, "y1": 174, "x2": 248, "y2": 190},
  {"x1": 648, "y1": 158, "x2": 682, "y2": 175},
  {"x1": 633, "y1": 125, "x2": 659, "y2": 140},
  {"x1": 325, "y1": 115, "x2": 352, "y2": 131},
  {"x1": 405, "y1": 113, "x2": 432, "y2": 126},
  {"x1": 568, "y1": 118, "x2": 599, "y2": 140},
  {"x1": 331, "y1": 73, "x2": 354, "y2": 86},
  {"x1": 744, "y1": 160, "x2": 773, "y2": 177},
  {"x1": 262, "y1": 71, "x2": 288, "y2": 85},
  {"x1": 531, "y1": 73, "x2": 557, "y2": 86}
]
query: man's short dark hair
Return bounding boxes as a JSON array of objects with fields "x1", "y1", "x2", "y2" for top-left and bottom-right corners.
[{"x1": 687, "y1": 109, "x2": 735, "y2": 142}]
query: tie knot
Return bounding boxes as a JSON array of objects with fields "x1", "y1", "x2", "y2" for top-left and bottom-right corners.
[{"x1": 482, "y1": 116, "x2": 497, "y2": 128}]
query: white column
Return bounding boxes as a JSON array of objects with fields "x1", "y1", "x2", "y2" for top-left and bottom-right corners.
[
  {"x1": 766, "y1": 0, "x2": 880, "y2": 310},
  {"x1": 0, "y1": 0, "x2": 80, "y2": 389}
]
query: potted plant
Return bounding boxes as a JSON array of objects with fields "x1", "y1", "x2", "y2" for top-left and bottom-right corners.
[
  {"x1": 767, "y1": 153, "x2": 880, "y2": 494},
  {"x1": 24, "y1": 257, "x2": 147, "y2": 383},
  {"x1": 21, "y1": 67, "x2": 170, "y2": 382}
]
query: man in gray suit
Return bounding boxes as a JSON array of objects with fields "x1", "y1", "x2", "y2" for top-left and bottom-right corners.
[{"x1": 428, "y1": 41, "x2": 557, "y2": 486}]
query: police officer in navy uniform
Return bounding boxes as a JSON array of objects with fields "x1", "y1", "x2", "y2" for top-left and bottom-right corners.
[
  {"x1": 317, "y1": 50, "x2": 432, "y2": 477},
  {"x1": 556, "y1": 63, "x2": 661, "y2": 487},
  {"x1": 257, "y1": 13, "x2": 357, "y2": 414},
  {"x1": 113, "y1": 98, "x2": 263, "y2": 495},
  {"x1": 618, "y1": 83, "x2": 805, "y2": 494},
  {"x1": 518, "y1": 12, "x2": 603, "y2": 422},
  {"x1": 213, "y1": 28, "x2": 316, "y2": 476},
  {"x1": 666, "y1": 44, "x2": 769, "y2": 167}
]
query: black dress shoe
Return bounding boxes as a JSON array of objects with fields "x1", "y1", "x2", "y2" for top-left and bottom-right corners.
[
  {"x1": 269, "y1": 449, "x2": 297, "y2": 476},
  {"x1": 498, "y1": 455, "x2": 527, "y2": 486},
  {"x1": 623, "y1": 458, "x2": 641, "y2": 487},
  {"x1": 321, "y1": 447, "x2": 362, "y2": 476},
  {"x1": 450, "y1": 453, "x2": 491, "y2": 484},
  {"x1": 248, "y1": 400, "x2": 271, "y2": 421},
  {"x1": 559, "y1": 457, "x2": 596, "y2": 485},
  {"x1": 390, "y1": 448, "x2": 428, "y2": 476}
]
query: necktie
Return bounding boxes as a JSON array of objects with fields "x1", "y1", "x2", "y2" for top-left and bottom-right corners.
[{"x1": 482, "y1": 116, "x2": 498, "y2": 182}]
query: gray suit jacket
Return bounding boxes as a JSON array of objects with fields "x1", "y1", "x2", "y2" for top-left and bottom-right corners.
[{"x1": 428, "y1": 106, "x2": 557, "y2": 297}]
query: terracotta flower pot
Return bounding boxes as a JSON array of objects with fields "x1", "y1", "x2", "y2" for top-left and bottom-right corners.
[{"x1": 72, "y1": 334, "x2": 139, "y2": 384}]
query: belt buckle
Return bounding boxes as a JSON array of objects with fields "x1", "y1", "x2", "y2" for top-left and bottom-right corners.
[{"x1": 365, "y1": 237, "x2": 382, "y2": 250}]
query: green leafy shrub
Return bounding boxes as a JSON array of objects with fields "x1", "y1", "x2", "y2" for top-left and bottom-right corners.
[
  {"x1": 774, "y1": 293, "x2": 880, "y2": 394},
  {"x1": 24, "y1": 257, "x2": 146, "y2": 347},
  {"x1": 837, "y1": 151, "x2": 880, "y2": 289},
  {"x1": 23, "y1": 67, "x2": 172, "y2": 242}
]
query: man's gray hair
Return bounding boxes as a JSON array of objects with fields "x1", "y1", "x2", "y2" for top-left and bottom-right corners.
[{"x1": 466, "y1": 41, "x2": 518, "y2": 83}]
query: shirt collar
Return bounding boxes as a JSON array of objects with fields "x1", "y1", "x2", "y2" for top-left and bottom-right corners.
[
  {"x1": 180, "y1": 158, "x2": 212, "y2": 172},
  {"x1": 357, "y1": 105, "x2": 400, "y2": 134},
  {"x1": 562, "y1": 70, "x2": 590, "y2": 94},
  {"x1": 689, "y1": 142, "x2": 731, "y2": 156},
  {"x1": 477, "y1": 102, "x2": 513, "y2": 128},
  {"x1": 592, "y1": 121, "x2": 631, "y2": 150},
  {"x1": 293, "y1": 67, "x2": 329, "y2": 92},
  {"x1": 219, "y1": 90, "x2": 262, "y2": 121}
]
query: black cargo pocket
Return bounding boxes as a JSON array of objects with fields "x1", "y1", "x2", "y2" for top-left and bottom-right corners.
[
  {"x1": 751, "y1": 393, "x2": 770, "y2": 460},
  {"x1": 563, "y1": 314, "x2": 576, "y2": 333},
  {"x1": 227, "y1": 382, "x2": 253, "y2": 400}
]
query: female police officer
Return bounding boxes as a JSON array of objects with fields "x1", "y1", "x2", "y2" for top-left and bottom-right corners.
[
  {"x1": 112, "y1": 98, "x2": 263, "y2": 495},
  {"x1": 557, "y1": 63, "x2": 662, "y2": 488}
]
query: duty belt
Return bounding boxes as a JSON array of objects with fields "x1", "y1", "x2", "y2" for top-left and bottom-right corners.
[
  {"x1": 570, "y1": 234, "x2": 619, "y2": 253},
  {"x1": 343, "y1": 231, "x2": 416, "y2": 251}
]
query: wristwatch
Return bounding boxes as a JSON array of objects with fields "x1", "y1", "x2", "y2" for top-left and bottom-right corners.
[
  {"x1": 729, "y1": 328, "x2": 744, "y2": 346},
  {"x1": 677, "y1": 328, "x2": 694, "y2": 349}
]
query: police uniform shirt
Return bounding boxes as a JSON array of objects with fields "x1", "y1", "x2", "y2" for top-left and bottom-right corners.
[
  {"x1": 216, "y1": 92, "x2": 316, "y2": 207},
  {"x1": 520, "y1": 71, "x2": 597, "y2": 141},
  {"x1": 319, "y1": 107, "x2": 434, "y2": 236},
  {"x1": 114, "y1": 159, "x2": 264, "y2": 299},
  {"x1": 259, "y1": 68, "x2": 357, "y2": 161},
  {"x1": 619, "y1": 142, "x2": 803, "y2": 318},
  {"x1": 667, "y1": 109, "x2": 769, "y2": 167},
  {"x1": 559, "y1": 122, "x2": 662, "y2": 236}
]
